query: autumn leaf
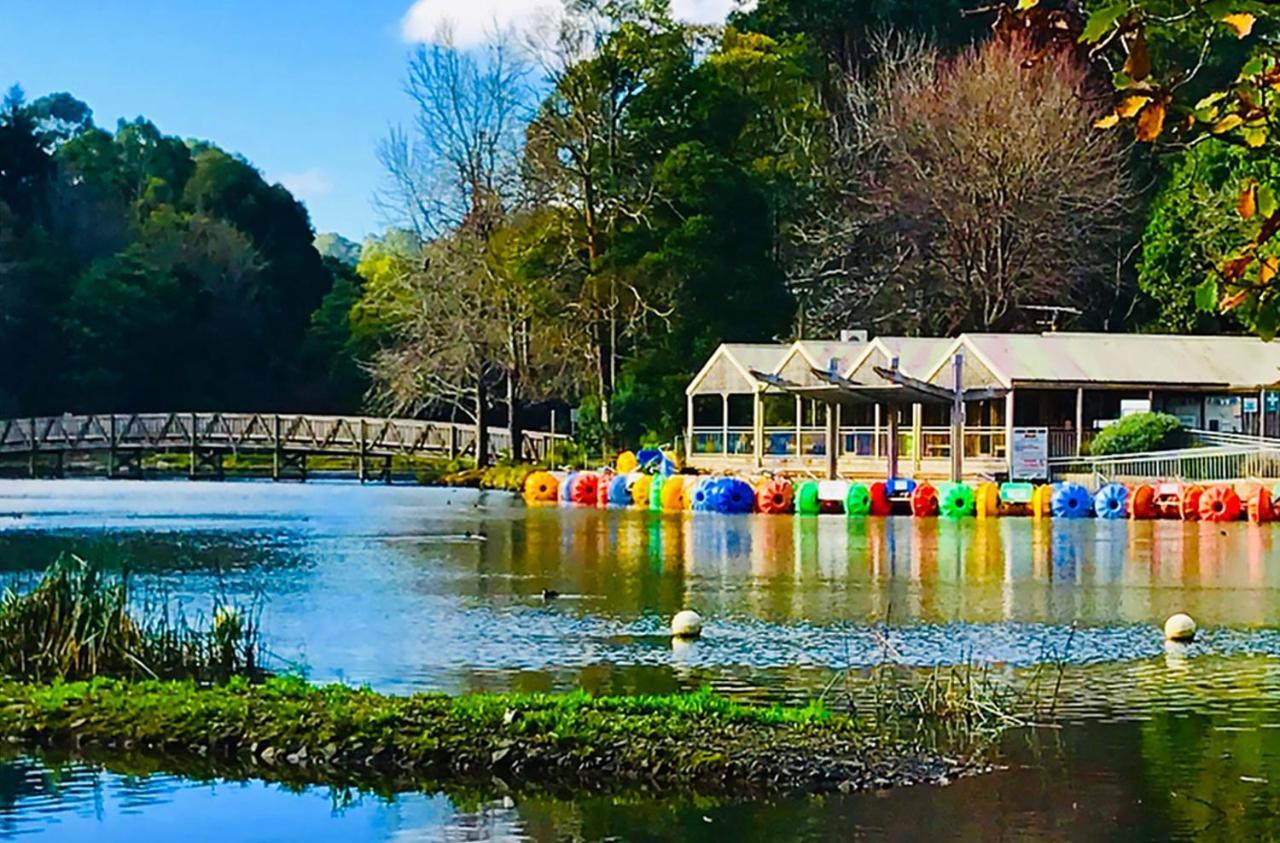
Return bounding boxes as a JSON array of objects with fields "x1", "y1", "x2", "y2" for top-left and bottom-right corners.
[
  {"x1": 1212, "y1": 113, "x2": 1244, "y2": 134},
  {"x1": 1124, "y1": 31, "x2": 1151, "y2": 81},
  {"x1": 1222, "y1": 288, "x2": 1252, "y2": 311},
  {"x1": 1222, "y1": 13, "x2": 1256, "y2": 39},
  {"x1": 1261, "y1": 257, "x2": 1279, "y2": 286},
  {"x1": 1135, "y1": 100, "x2": 1166, "y2": 142},
  {"x1": 1116, "y1": 95, "x2": 1151, "y2": 118},
  {"x1": 1239, "y1": 181, "x2": 1258, "y2": 219},
  {"x1": 1244, "y1": 126, "x2": 1268, "y2": 148},
  {"x1": 1095, "y1": 113, "x2": 1121, "y2": 129},
  {"x1": 1195, "y1": 91, "x2": 1229, "y2": 111},
  {"x1": 1222, "y1": 253, "x2": 1255, "y2": 281}
]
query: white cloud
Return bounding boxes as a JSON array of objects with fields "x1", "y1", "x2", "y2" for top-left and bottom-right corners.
[
  {"x1": 400, "y1": 0, "x2": 744, "y2": 49},
  {"x1": 278, "y1": 169, "x2": 333, "y2": 201}
]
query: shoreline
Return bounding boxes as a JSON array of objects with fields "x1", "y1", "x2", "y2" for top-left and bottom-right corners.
[{"x1": 0, "y1": 677, "x2": 989, "y2": 798}]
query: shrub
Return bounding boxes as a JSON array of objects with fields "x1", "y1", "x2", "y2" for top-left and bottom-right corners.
[{"x1": 1089, "y1": 412, "x2": 1185, "y2": 456}]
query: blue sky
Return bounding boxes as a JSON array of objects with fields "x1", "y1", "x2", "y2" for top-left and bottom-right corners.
[
  {"x1": 0, "y1": 0, "x2": 738, "y2": 242},
  {"x1": 0, "y1": 0, "x2": 417, "y2": 241}
]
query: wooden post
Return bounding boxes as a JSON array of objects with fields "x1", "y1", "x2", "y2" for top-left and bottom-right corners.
[
  {"x1": 1075, "y1": 387, "x2": 1084, "y2": 456},
  {"x1": 686, "y1": 393, "x2": 694, "y2": 463},
  {"x1": 1005, "y1": 389, "x2": 1016, "y2": 477},
  {"x1": 549, "y1": 409, "x2": 557, "y2": 463},
  {"x1": 107, "y1": 414, "x2": 116, "y2": 478},
  {"x1": 794, "y1": 395, "x2": 802, "y2": 456},
  {"x1": 272, "y1": 414, "x2": 281, "y2": 481},
  {"x1": 911, "y1": 402, "x2": 923, "y2": 477},
  {"x1": 950, "y1": 353, "x2": 964, "y2": 483},
  {"x1": 721, "y1": 393, "x2": 730, "y2": 454},
  {"x1": 747, "y1": 388, "x2": 757, "y2": 468},
  {"x1": 27, "y1": 418, "x2": 36, "y2": 478},
  {"x1": 873, "y1": 403, "x2": 881, "y2": 458},
  {"x1": 887, "y1": 403, "x2": 899, "y2": 481},
  {"x1": 824, "y1": 401, "x2": 838, "y2": 480},
  {"x1": 1254, "y1": 388, "x2": 1264, "y2": 442},
  {"x1": 886, "y1": 356, "x2": 901, "y2": 482},
  {"x1": 357, "y1": 418, "x2": 367, "y2": 483},
  {"x1": 448, "y1": 424, "x2": 458, "y2": 460}
]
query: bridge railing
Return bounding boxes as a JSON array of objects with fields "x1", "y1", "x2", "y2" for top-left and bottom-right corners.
[{"x1": 0, "y1": 413, "x2": 568, "y2": 463}]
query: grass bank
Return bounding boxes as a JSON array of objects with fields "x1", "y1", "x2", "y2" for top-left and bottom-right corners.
[{"x1": 0, "y1": 677, "x2": 984, "y2": 797}]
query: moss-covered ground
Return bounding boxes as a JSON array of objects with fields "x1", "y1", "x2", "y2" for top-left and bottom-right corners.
[{"x1": 0, "y1": 677, "x2": 981, "y2": 797}]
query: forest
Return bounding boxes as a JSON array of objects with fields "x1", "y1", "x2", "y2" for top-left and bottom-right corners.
[{"x1": 0, "y1": 0, "x2": 1275, "y2": 450}]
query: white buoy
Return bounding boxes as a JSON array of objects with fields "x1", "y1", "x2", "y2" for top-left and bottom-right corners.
[
  {"x1": 671, "y1": 609, "x2": 703, "y2": 639},
  {"x1": 1164, "y1": 613, "x2": 1196, "y2": 642}
]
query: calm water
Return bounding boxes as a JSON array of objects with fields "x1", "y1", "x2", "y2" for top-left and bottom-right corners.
[{"x1": 3, "y1": 478, "x2": 1280, "y2": 839}]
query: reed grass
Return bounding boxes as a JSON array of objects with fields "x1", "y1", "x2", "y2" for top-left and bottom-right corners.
[
  {"x1": 817, "y1": 615, "x2": 1076, "y2": 753},
  {"x1": 0, "y1": 554, "x2": 265, "y2": 683}
]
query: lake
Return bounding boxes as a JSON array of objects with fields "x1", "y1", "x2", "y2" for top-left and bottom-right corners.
[{"x1": 2, "y1": 478, "x2": 1280, "y2": 840}]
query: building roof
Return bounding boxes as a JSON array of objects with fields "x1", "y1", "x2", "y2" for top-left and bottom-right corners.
[
  {"x1": 931, "y1": 333, "x2": 1280, "y2": 389},
  {"x1": 688, "y1": 333, "x2": 1280, "y2": 398},
  {"x1": 685, "y1": 343, "x2": 789, "y2": 395}
]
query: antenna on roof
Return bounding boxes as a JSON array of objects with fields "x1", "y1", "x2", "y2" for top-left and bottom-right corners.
[{"x1": 1020, "y1": 304, "x2": 1082, "y2": 332}]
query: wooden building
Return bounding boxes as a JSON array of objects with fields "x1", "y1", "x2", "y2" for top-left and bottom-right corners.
[{"x1": 685, "y1": 332, "x2": 1280, "y2": 481}]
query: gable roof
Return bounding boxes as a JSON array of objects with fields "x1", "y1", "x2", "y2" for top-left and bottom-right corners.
[
  {"x1": 955, "y1": 333, "x2": 1280, "y2": 389},
  {"x1": 685, "y1": 343, "x2": 789, "y2": 395}
]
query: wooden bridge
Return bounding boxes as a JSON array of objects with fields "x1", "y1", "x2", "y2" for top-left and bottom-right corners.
[{"x1": 0, "y1": 413, "x2": 568, "y2": 480}]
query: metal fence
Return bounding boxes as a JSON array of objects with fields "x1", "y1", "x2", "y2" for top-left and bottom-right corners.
[{"x1": 1049, "y1": 434, "x2": 1280, "y2": 484}]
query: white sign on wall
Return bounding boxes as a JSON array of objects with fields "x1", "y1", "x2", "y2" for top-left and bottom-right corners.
[{"x1": 1011, "y1": 427, "x2": 1049, "y2": 480}]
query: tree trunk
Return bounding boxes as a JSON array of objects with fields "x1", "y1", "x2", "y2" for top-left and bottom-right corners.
[
  {"x1": 474, "y1": 373, "x2": 490, "y2": 469},
  {"x1": 506, "y1": 369, "x2": 523, "y2": 461}
]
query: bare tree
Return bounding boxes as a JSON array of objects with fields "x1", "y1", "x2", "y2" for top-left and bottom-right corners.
[
  {"x1": 794, "y1": 34, "x2": 1134, "y2": 336},
  {"x1": 377, "y1": 24, "x2": 528, "y2": 239},
  {"x1": 371, "y1": 24, "x2": 536, "y2": 464}
]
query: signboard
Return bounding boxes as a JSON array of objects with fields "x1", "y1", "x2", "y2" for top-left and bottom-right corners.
[
  {"x1": 1244, "y1": 397, "x2": 1259, "y2": 413},
  {"x1": 1010, "y1": 427, "x2": 1049, "y2": 480},
  {"x1": 1120, "y1": 398, "x2": 1151, "y2": 417}
]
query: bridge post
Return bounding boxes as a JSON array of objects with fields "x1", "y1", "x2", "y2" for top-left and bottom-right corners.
[
  {"x1": 382, "y1": 453, "x2": 392, "y2": 484},
  {"x1": 448, "y1": 424, "x2": 458, "y2": 460},
  {"x1": 188, "y1": 413, "x2": 198, "y2": 479},
  {"x1": 107, "y1": 414, "x2": 117, "y2": 478},
  {"x1": 272, "y1": 415, "x2": 281, "y2": 481},
  {"x1": 27, "y1": 418, "x2": 37, "y2": 479},
  {"x1": 357, "y1": 419, "x2": 367, "y2": 483}
]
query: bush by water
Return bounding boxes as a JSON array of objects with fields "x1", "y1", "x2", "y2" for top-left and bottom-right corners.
[{"x1": 1089, "y1": 412, "x2": 1185, "y2": 455}]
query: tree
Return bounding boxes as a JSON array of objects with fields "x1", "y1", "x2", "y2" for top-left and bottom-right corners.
[
  {"x1": 372, "y1": 26, "x2": 534, "y2": 463},
  {"x1": 0, "y1": 84, "x2": 349, "y2": 416},
  {"x1": 522, "y1": 2, "x2": 696, "y2": 427},
  {"x1": 314, "y1": 233, "x2": 360, "y2": 266},
  {"x1": 796, "y1": 35, "x2": 1134, "y2": 336},
  {"x1": 732, "y1": 0, "x2": 987, "y2": 83},
  {"x1": 1001, "y1": 1, "x2": 1280, "y2": 334},
  {"x1": 1138, "y1": 142, "x2": 1268, "y2": 332}
]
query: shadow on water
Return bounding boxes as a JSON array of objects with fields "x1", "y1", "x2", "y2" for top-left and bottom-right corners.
[{"x1": 5, "y1": 480, "x2": 1280, "y2": 837}]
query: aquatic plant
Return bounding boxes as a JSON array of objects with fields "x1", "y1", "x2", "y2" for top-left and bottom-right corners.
[
  {"x1": 817, "y1": 618, "x2": 1077, "y2": 752},
  {"x1": 0, "y1": 554, "x2": 264, "y2": 683},
  {"x1": 0, "y1": 678, "x2": 984, "y2": 797}
]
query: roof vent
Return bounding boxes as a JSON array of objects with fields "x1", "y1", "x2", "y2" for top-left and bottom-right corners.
[{"x1": 840, "y1": 329, "x2": 869, "y2": 343}]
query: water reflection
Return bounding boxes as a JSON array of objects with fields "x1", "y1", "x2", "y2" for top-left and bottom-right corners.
[
  {"x1": 10, "y1": 653, "x2": 1280, "y2": 842},
  {"x1": 7, "y1": 481, "x2": 1280, "y2": 837},
  {"x1": 5, "y1": 481, "x2": 1280, "y2": 694}
]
